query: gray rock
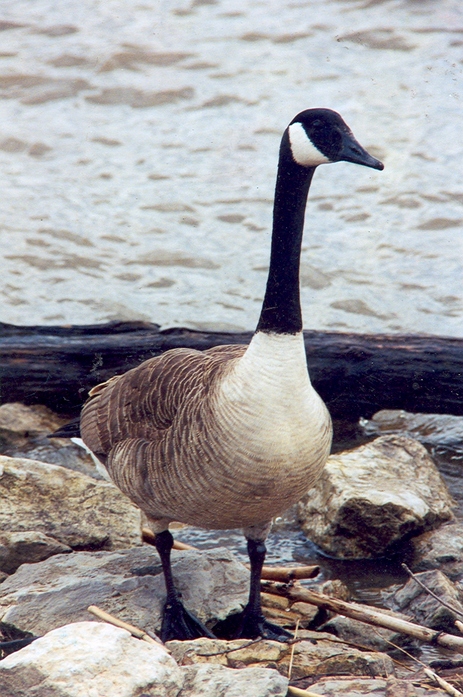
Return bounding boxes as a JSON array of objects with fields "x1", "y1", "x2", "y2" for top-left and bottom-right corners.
[
  {"x1": 298, "y1": 435, "x2": 454, "y2": 559},
  {"x1": 361, "y1": 409, "x2": 463, "y2": 448},
  {"x1": 319, "y1": 612, "x2": 418, "y2": 653},
  {"x1": 0, "y1": 531, "x2": 71, "y2": 575},
  {"x1": 180, "y1": 663, "x2": 288, "y2": 697},
  {"x1": 0, "y1": 402, "x2": 101, "y2": 480},
  {"x1": 0, "y1": 455, "x2": 141, "y2": 550},
  {"x1": 0, "y1": 621, "x2": 183, "y2": 697},
  {"x1": 412, "y1": 521, "x2": 463, "y2": 580},
  {"x1": 383, "y1": 569, "x2": 463, "y2": 632},
  {"x1": 0, "y1": 546, "x2": 249, "y2": 637},
  {"x1": 307, "y1": 676, "x2": 445, "y2": 696}
]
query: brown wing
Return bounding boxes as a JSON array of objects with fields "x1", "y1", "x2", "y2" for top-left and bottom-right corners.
[{"x1": 80, "y1": 344, "x2": 247, "y2": 460}]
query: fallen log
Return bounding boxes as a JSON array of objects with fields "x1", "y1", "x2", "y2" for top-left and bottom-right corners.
[
  {"x1": 262, "y1": 581, "x2": 463, "y2": 654},
  {"x1": 0, "y1": 320, "x2": 462, "y2": 421}
]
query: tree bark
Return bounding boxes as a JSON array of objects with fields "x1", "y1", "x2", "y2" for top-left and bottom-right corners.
[{"x1": 0, "y1": 320, "x2": 462, "y2": 421}]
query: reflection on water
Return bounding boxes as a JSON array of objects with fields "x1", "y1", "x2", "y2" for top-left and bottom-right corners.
[{"x1": 0, "y1": 0, "x2": 462, "y2": 334}]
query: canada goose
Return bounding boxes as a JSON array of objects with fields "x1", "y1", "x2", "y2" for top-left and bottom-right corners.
[{"x1": 78, "y1": 109, "x2": 383, "y2": 642}]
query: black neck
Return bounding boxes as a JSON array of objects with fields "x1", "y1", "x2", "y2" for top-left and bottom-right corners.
[{"x1": 256, "y1": 131, "x2": 316, "y2": 334}]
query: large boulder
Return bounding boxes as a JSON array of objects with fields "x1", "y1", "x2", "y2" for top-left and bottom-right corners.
[
  {"x1": 0, "y1": 621, "x2": 183, "y2": 697},
  {"x1": 298, "y1": 435, "x2": 454, "y2": 559},
  {"x1": 0, "y1": 621, "x2": 289, "y2": 697},
  {"x1": 0, "y1": 455, "x2": 141, "y2": 553},
  {"x1": 0, "y1": 546, "x2": 249, "y2": 637}
]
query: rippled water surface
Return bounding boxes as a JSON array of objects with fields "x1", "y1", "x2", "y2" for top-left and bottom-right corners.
[{"x1": 0, "y1": 0, "x2": 462, "y2": 334}]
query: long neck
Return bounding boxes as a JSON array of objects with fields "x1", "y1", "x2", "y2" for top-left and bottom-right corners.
[{"x1": 256, "y1": 131, "x2": 316, "y2": 335}]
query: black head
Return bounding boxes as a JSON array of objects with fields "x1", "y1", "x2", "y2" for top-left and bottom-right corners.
[{"x1": 287, "y1": 108, "x2": 384, "y2": 171}]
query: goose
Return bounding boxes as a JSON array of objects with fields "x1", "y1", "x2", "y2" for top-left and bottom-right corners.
[{"x1": 77, "y1": 108, "x2": 383, "y2": 643}]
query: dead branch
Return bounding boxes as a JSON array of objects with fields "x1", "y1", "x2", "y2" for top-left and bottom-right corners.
[{"x1": 262, "y1": 582, "x2": 463, "y2": 654}]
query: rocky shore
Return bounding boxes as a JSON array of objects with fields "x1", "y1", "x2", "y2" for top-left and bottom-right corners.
[{"x1": 1, "y1": 402, "x2": 463, "y2": 696}]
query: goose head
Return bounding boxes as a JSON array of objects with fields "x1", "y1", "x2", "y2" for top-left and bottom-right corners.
[{"x1": 287, "y1": 108, "x2": 384, "y2": 171}]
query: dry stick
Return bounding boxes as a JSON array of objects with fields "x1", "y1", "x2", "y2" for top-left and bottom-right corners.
[
  {"x1": 287, "y1": 687, "x2": 326, "y2": 697},
  {"x1": 87, "y1": 605, "x2": 168, "y2": 651},
  {"x1": 374, "y1": 628, "x2": 463, "y2": 695},
  {"x1": 142, "y1": 527, "x2": 320, "y2": 582},
  {"x1": 262, "y1": 582, "x2": 463, "y2": 653},
  {"x1": 424, "y1": 669, "x2": 463, "y2": 697},
  {"x1": 402, "y1": 563, "x2": 463, "y2": 620},
  {"x1": 287, "y1": 619, "x2": 300, "y2": 681}
]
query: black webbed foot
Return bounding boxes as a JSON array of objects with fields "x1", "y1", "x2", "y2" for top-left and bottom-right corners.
[
  {"x1": 214, "y1": 606, "x2": 292, "y2": 642},
  {"x1": 161, "y1": 596, "x2": 216, "y2": 642}
]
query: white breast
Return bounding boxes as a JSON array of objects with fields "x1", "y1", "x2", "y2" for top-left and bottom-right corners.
[{"x1": 216, "y1": 331, "x2": 329, "y2": 464}]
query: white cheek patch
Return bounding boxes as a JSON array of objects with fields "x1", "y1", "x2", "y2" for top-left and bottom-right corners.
[{"x1": 288, "y1": 122, "x2": 331, "y2": 167}]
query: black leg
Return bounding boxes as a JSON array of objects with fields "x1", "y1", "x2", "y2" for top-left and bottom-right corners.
[
  {"x1": 155, "y1": 530, "x2": 216, "y2": 642},
  {"x1": 214, "y1": 538, "x2": 292, "y2": 642}
]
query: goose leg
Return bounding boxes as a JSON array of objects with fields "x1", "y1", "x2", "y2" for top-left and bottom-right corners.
[
  {"x1": 155, "y1": 529, "x2": 216, "y2": 642},
  {"x1": 215, "y1": 537, "x2": 292, "y2": 642}
]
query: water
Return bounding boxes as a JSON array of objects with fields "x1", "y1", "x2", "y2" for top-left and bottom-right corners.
[{"x1": 0, "y1": 0, "x2": 462, "y2": 336}]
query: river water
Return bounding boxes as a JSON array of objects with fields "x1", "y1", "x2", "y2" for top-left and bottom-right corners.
[{"x1": 0, "y1": 0, "x2": 462, "y2": 336}]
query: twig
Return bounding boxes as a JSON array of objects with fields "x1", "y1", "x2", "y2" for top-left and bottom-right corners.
[
  {"x1": 142, "y1": 527, "x2": 320, "y2": 581},
  {"x1": 262, "y1": 581, "x2": 463, "y2": 653},
  {"x1": 247, "y1": 565, "x2": 320, "y2": 582},
  {"x1": 424, "y1": 668, "x2": 463, "y2": 697},
  {"x1": 87, "y1": 605, "x2": 168, "y2": 651},
  {"x1": 402, "y1": 564, "x2": 463, "y2": 620},
  {"x1": 287, "y1": 687, "x2": 326, "y2": 697},
  {"x1": 287, "y1": 620, "x2": 299, "y2": 680}
]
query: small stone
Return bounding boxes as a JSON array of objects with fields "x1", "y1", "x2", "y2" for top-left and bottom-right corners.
[
  {"x1": 290, "y1": 601, "x2": 319, "y2": 623},
  {"x1": 226, "y1": 639, "x2": 286, "y2": 664},
  {"x1": 412, "y1": 521, "x2": 463, "y2": 580},
  {"x1": 167, "y1": 638, "x2": 239, "y2": 666},
  {"x1": 261, "y1": 591, "x2": 290, "y2": 610},
  {"x1": 181, "y1": 662, "x2": 288, "y2": 697},
  {"x1": 276, "y1": 632, "x2": 394, "y2": 679},
  {"x1": 383, "y1": 569, "x2": 463, "y2": 632}
]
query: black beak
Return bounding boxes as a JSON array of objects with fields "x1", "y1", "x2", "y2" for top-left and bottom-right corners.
[{"x1": 339, "y1": 132, "x2": 384, "y2": 171}]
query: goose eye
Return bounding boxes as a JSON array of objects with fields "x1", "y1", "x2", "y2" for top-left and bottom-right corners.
[{"x1": 312, "y1": 119, "x2": 322, "y2": 128}]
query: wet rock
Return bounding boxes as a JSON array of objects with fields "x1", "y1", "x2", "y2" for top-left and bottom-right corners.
[
  {"x1": 181, "y1": 663, "x2": 288, "y2": 697},
  {"x1": 0, "y1": 402, "x2": 100, "y2": 479},
  {"x1": 319, "y1": 611, "x2": 418, "y2": 653},
  {"x1": 0, "y1": 455, "x2": 141, "y2": 550},
  {"x1": 298, "y1": 435, "x2": 454, "y2": 559},
  {"x1": 0, "y1": 546, "x2": 248, "y2": 637},
  {"x1": 0, "y1": 531, "x2": 71, "y2": 575},
  {"x1": 361, "y1": 409, "x2": 463, "y2": 448},
  {"x1": 0, "y1": 621, "x2": 183, "y2": 697},
  {"x1": 412, "y1": 521, "x2": 463, "y2": 580},
  {"x1": 383, "y1": 569, "x2": 463, "y2": 632}
]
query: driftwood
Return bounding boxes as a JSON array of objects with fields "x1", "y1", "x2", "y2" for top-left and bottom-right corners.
[
  {"x1": 0, "y1": 320, "x2": 462, "y2": 421},
  {"x1": 262, "y1": 581, "x2": 463, "y2": 653}
]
